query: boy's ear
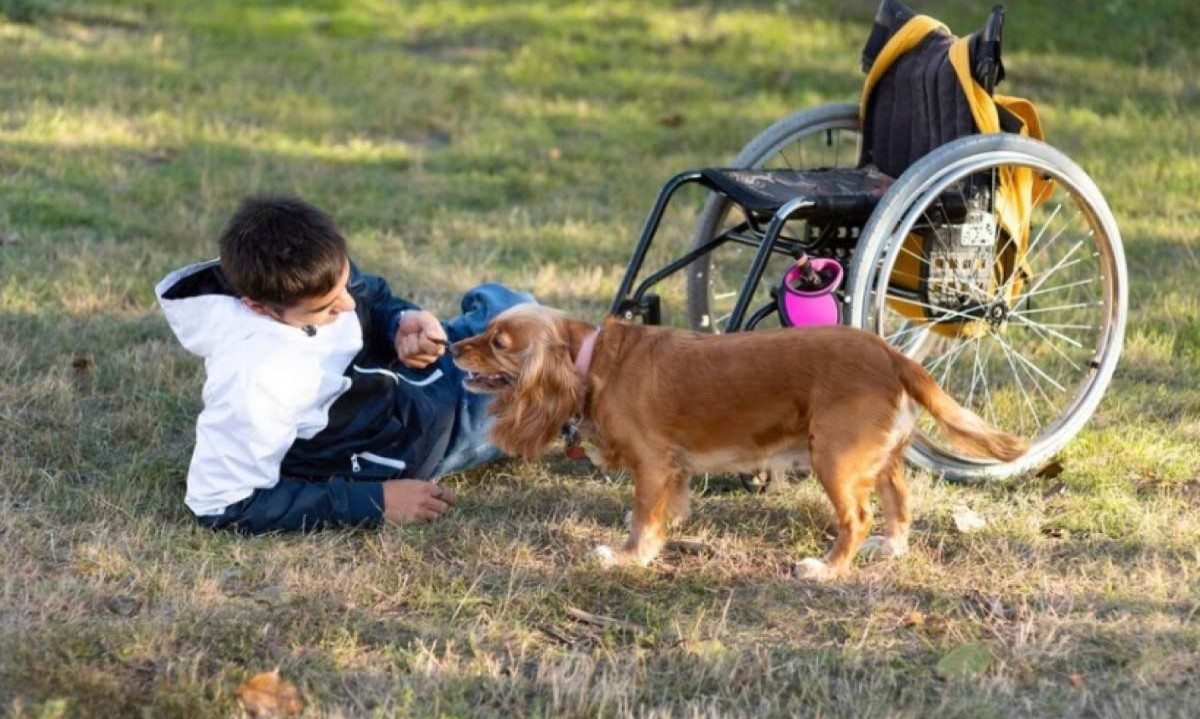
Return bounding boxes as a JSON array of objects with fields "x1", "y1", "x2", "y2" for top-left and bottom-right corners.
[{"x1": 241, "y1": 297, "x2": 277, "y2": 318}]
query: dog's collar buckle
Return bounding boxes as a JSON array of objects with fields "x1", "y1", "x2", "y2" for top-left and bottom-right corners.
[{"x1": 561, "y1": 417, "x2": 588, "y2": 460}]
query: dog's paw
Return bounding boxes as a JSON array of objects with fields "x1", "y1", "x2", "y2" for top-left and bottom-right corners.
[
  {"x1": 793, "y1": 557, "x2": 837, "y2": 582},
  {"x1": 593, "y1": 544, "x2": 618, "y2": 568},
  {"x1": 860, "y1": 535, "x2": 909, "y2": 560}
]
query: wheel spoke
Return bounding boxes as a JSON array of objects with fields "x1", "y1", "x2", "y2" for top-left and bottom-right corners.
[
  {"x1": 936, "y1": 336, "x2": 978, "y2": 389},
  {"x1": 1007, "y1": 314, "x2": 1085, "y2": 349},
  {"x1": 994, "y1": 335, "x2": 1043, "y2": 432},
  {"x1": 1009, "y1": 319, "x2": 1085, "y2": 372},
  {"x1": 926, "y1": 334, "x2": 977, "y2": 375},
  {"x1": 882, "y1": 292, "x2": 991, "y2": 325},
  {"x1": 1009, "y1": 239, "x2": 1088, "y2": 313},
  {"x1": 1010, "y1": 301, "x2": 1097, "y2": 316},
  {"x1": 1014, "y1": 277, "x2": 1095, "y2": 301},
  {"x1": 996, "y1": 333, "x2": 1058, "y2": 416},
  {"x1": 966, "y1": 338, "x2": 984, "y2": 410},
  {"x1": 994, "y1": 335, "x2": 1068, "y2": 393},
  {"x1": 978, "y1": 340, "x2": 999, "y2": 426}
]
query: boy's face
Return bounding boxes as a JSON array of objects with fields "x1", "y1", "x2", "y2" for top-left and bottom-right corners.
[{"x1": 242, "y1": 261, "x2": 356, "y2": 329}]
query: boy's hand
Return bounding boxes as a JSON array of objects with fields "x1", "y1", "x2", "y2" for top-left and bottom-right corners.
[
  {"x1": 394, "y1": 310, "x2": 447, "y2": 369},
  {"x1": 381, "y1": 479, "x2": 456, "y2": 524}
]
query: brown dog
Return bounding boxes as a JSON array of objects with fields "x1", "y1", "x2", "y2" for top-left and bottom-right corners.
[{"x1": 452, "y1": 304, "x2": 1025, "y2": 579}]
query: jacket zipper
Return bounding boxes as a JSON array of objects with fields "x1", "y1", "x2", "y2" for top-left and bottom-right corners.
[{"x1": 350, "y1": 451, "x2": 408, "y2": 474}]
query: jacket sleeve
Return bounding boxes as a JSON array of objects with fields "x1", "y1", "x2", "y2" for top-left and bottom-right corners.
[
  {"x1": 349, "y1": 262, "x2": 420, "y2": 361},
  {"x1": 195, "y1": 477, "x2": 385, "y2": 534}
]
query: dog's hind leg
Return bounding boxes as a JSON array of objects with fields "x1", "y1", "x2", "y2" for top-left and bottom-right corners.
[
  {"x1": 796, "y1": 429, "x2": 882, "y2": 580},
  {"x1": 860, "y1": 446, "x2": 912, "y2": 560},
  {"x1": 666, "y1": 472, "x2": 692, "y2": 529},
  {"x1": 596, "y1": 456, "x2": 679, "y2": 567}
]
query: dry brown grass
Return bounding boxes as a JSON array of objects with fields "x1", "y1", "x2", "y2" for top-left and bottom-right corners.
[{"x1": 3, "y1": 0, "x2": 1200, "y2": 716}]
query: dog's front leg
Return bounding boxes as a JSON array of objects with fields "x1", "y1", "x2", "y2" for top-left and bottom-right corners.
[{"x1": 596, "y1": 459, "x2": 676, "y2": 568}]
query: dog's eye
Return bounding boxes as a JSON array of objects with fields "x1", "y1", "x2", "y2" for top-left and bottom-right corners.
[{"x1": 490, "y1": 334, "x2": 508, "y2": 351}]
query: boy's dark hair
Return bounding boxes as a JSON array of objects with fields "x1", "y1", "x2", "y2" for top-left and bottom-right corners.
[{"x1": 219, "y1": 195, "x2": 348, "y2": 307}]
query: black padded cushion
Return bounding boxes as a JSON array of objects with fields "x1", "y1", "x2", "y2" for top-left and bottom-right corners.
[{"x1": 700, "y1": 167, "x2": 894, "y2": 218}]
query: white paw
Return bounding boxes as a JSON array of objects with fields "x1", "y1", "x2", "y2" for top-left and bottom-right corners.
[
  {"x1": 593, "y1": 544, "x2": 618, "y2": 568},
  {"x1": 793, "y1": 557, "x2": 835, "y2": 581},
  {"x1": 860, "y1": 535, "x2": 909, "y2": 560}
]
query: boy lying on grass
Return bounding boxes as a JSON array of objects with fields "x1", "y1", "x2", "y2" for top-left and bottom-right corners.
[{"x1": 156, "y1": 195, "x2": 532, "y2": 534}]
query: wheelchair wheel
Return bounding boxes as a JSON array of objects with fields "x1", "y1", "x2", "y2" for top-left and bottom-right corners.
[
  {"x1": 848, "y1": 133, "x2": 1127, "y2": 481},
  {"x1": 687, "y1": 103, "x2": 861, "y2": 333}
]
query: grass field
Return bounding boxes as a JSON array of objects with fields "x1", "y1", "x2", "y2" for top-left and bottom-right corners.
[{"x1": 2, "y1": 0, "x2": 1199, "y2": 716}]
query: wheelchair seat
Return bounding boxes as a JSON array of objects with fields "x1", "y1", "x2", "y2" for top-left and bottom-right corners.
[{"x1": 699, "y1": 166, "x2": 893, "y2": 219}]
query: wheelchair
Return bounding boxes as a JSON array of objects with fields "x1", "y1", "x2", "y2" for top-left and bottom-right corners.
[{"x1": 609, "y1": 0, "x2": 1127, "y2": 482}]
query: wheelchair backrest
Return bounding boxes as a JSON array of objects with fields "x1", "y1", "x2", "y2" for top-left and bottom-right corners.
[{"x1": 857, "y1": 0, "x2": 1025, "y2": 179}]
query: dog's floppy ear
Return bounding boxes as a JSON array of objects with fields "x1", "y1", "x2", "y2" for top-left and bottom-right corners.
[{"x1": 490, "y1": 316, "x2": 581, "y2": 459}]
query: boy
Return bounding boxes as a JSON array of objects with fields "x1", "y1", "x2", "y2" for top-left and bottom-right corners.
[{"x1": 155, "y1": 195, "x2": 532, "y2": 534}]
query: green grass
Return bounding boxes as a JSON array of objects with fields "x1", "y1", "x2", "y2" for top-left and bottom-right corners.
[{"x1": 2, "y1": 0, "x2": 1199, "y2": 716}]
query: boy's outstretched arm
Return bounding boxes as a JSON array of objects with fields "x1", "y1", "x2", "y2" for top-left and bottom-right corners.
[
  {"x1": 198, "y1": 477, "x2": 456, "y2": 535},
  {"x1": 349, "y1": 263, "x2": 421, "y2": 361}
]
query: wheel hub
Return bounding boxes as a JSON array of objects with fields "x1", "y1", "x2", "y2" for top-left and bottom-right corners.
[{"x1": 986, "y1": 301, "x2": 1009, "y2": 329}]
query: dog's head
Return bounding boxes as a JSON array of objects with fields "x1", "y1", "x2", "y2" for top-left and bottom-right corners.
[{"x1": 452, "y1": 304, "x2": 589, "y2": 459}]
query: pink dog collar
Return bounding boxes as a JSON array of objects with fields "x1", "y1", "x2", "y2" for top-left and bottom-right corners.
[{"x1": 574, "y1": 327, "x2": 600, "y2": 376}]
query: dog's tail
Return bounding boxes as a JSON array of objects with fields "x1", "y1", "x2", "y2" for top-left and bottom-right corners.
[{"x1": 891, "y1": 348, "x2": 1027, "y2": 462}]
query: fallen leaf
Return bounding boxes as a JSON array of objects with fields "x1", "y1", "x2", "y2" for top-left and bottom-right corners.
[
  {"x1": 1036, "y1": 459, "x2": 1065, "y2": 479},
  {"x1": 951, "y1": 505, "x2": 987, "y2": 533},
  {"x1": 547, "y1": 147, "x2": 562, "y2": 161},
  {"x1": 935, "y1": 642, "x2": 992, "y2": 680},
  {"x1": 903, "y1": 611, "x2": 926, "y2": 627},
  {"x1": 235, "y1": 669, "x2": 304, "y2": 718},
  {"x1": 1069, "y1": 673, "x2": 1085, "y2": 689}
]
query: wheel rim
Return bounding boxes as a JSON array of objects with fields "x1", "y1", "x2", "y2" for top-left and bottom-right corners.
[
  {"x1": 855, "y1": 149, "x2": 1124, "y2": 471},
  {"x1": 690, "y1": 115, "x2": 861, "y2": 333}
]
